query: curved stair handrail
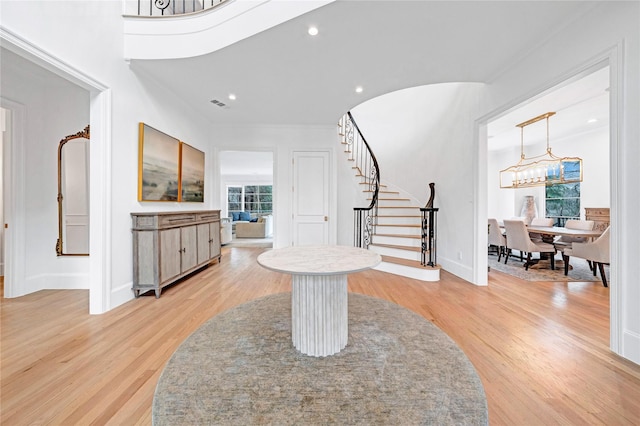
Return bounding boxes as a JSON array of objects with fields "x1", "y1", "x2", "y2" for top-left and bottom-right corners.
[{"x1": 339, "y1": 112, "x2": 380, "y2": 248}]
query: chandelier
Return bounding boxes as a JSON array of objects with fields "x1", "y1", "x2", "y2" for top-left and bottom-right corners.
[{"x1": 499, "y1": 112, "x2": 583, "y2": 189}]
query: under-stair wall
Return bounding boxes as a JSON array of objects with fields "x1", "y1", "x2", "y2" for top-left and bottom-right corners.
[{"x1": 338, "y1": 113, "x2": 439, "y2": 282}]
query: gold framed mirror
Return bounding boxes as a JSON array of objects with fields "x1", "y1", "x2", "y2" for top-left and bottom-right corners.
[{"x1": 56, "y1": 125, "x2": 90, "y2": 256}]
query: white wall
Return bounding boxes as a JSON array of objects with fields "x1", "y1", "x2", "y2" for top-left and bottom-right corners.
[
  {"x1": 350, "y1": 83, "x2": 485, "y2": 279},
  {"x1": 488, "y1": 126, "x2": 610, "y2": 221},
  {"x1": 478, "y1": 1, "x2": 640, "y2": 363},
  {"x1": 0, "y1": 0, "x2": 215, "y2": 309},
  {"x1": 0, "y1": 108, "x2": 6, "y2": 275},
  {"x1": 210, "y1": 124, "x2": 337, "y2": 249}
]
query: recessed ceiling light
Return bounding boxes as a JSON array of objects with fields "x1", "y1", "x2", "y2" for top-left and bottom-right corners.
[
  {"x1": 228, "y1": 93, "x2": 236, "y2": 101},
  {"x1": 587, "y1": 118, "x2": 598, "y2": 123},
  {"x1": 308, "y1": 26, "x2": 319, "y2": 36},
  {"x1": 355, "y1": 86, "x2": 363, "y2": 93}
]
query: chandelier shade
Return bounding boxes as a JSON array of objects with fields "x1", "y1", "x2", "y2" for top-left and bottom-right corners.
[{"x1": 499, "y1": 112, "x2": 583, "y2": 189}]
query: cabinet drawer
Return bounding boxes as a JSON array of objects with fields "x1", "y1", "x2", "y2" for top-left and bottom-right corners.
[
  {"x1": 585, "y1": 208, "x2": 610, "y2": 217},
  {"x1": 132, "y1": 215, "x2": 158, "y2": 229},
  {"x1": 197, "y1": 211, "x2": 220, "y2": 222},
  {"x1": 158, "y1": 213, "x2": 198, "y2": 227}
]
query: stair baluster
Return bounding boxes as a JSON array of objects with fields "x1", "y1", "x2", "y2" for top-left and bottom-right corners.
[{"x1": 339, "y1": 112, "x2": 380, "y2": 248}]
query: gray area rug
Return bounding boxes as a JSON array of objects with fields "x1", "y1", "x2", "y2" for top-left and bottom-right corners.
[
  {"x1": 488, "y1": 254, "x2": 608, "y2": 282},
  {"x1": 153, "y1": 293, "x2": 488, "y2": 425}
]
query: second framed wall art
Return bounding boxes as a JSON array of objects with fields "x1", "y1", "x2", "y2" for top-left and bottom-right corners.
[{"x1": 138, "y1": 122, "x2": 205, "y2": 202}]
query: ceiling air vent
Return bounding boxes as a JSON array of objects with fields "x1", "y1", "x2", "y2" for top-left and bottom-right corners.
[{"x1": 210, "y1": 99, "x2": 227, "y2": 108}]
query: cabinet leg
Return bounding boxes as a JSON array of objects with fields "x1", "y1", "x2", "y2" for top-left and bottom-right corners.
[
  {"x1": 155, "y1": 289, "x2": 161, "y2": 298},
  {"x1": 133, "y1": 289, "x2": 140, "y2": 298}
]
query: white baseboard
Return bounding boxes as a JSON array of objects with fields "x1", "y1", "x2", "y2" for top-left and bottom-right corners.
[
  {"x1": 437, "y1": 256, "x2": 479, "y2": 285},
  {"x1": 110, "y1": 281, "x2": 135, "y2": 310},
  {"x1": 623, "y1": 330, "x2": 640, "y2": 365},
  {"x1": 25, "y1": 273, "x2": 90, "y2": 291}
]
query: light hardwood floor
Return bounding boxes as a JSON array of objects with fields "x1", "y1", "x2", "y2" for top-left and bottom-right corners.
[{"x1": 1, "y1": 247, "x2": 639, "y2": 425}]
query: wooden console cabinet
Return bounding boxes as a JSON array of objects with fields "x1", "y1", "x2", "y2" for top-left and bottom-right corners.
[
  {"x1": 131, "y1": 210, "x2": 221, "y2": 298},
  {"x1": 585, "y1": 207, "x2": 610, "y2": 232}
]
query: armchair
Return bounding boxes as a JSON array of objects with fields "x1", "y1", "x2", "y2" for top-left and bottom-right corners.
[{"x1": 561, "y1": 227, "x2": 610, "y2": 287}]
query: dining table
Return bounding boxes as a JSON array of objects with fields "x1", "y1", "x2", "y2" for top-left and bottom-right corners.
[
  {"x1": 525, "y1": 226, "x2": 603, "y2": 239},
  {"x1": 524, "y1": 225, "x2": 602, "y2": 269}
]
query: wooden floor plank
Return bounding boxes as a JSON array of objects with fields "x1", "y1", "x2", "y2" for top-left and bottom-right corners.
[{"x1": 1, "y1": 247, "x2": 639, "y2": 425}]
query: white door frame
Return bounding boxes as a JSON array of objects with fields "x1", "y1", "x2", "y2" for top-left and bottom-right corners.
[
  {"x1": 473, "y1": 46, "x2": 622, "y2": 355},
  {"x1": 0, "y1": 99, "x2": 27, "y2": 297},
  {"x1": 1, "y1": 28, "x2": 112, "y2": 314}
]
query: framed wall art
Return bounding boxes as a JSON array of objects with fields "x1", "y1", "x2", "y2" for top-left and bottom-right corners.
[
  {"x1": 180, "y1": 142, "x2": 205, "y2": 202},
  {"x1": 138, "y1": 123, "x2": 180, "y2": 201}
]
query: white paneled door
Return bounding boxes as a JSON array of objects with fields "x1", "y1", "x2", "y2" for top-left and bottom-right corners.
[{"x1": 292, "y1": 151, "x2": 330, "y2": 246}]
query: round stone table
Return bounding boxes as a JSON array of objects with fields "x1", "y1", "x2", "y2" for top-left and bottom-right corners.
[{"x1": 257, "y1": 245, "x2": 381, "y2": 357}]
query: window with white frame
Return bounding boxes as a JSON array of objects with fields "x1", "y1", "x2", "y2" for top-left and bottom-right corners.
[
  {"x1": 545, "y1": 161, "x2": 581, "y2": 226},
  {"x1": 227, "y1": 185, "x2": 272, "y2": 215}
]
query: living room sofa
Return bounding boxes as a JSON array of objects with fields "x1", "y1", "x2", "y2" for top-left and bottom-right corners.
[
  {"x1": 235, "y1": 215, "x2": 273, "y2": 238},
  {"x1": 230, "y1": 212, "x2": 273, "y2": 238}
]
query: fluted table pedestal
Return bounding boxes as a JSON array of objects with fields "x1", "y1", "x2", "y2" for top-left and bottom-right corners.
[{"x1": 257, "y1": 245, "x2": 381, "y2": 357}]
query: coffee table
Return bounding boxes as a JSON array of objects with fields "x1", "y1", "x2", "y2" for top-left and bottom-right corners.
[{"x1": 257, "y1": 245, "x2": 381, "y2": 357}]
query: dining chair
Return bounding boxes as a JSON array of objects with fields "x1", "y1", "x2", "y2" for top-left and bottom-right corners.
[
  {"x1": 529, "y1": 217, "x2": 554, "y2": 243},
  {"x1": 530, "y1": 218, "x2": 554, "y2": 227},
  {"x1": 503, "y1": 219, "x2": 556, "y2": 270},
  {"x1": 488, "y1": 218, "x2": 506, "y2": 262},
  {"x1": 561, "y1": 226, "x2": 610, "y2": 287},
  {"x1": 554, "y1": 219, "x2": 595, "y2": 248}
]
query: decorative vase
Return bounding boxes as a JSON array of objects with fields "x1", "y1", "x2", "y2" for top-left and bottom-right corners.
[{"x1": 520, "y1": 195, "x2": 538, "y2": 225}]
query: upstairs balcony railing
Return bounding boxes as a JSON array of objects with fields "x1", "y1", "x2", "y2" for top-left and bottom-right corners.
[
  {"x1": 131, "y1": 0, "x2": 228, "y2": 17},
  {"x1": 338, "y1": 112, "x2": 380, "y2": 249}
]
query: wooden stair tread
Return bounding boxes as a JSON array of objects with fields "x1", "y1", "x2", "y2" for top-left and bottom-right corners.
[
  {"x1": 375, "y1": 223, "x2": 420, "y2": 228},
  {"x1": 359, "y1": 182, "x2": 387, "y2": 187},
  {"x1": 374, "y1": 215, "x2": 420, "y2": 218},
  {"x1": 381, "y1": 255, "x2": 440, "y2": 270},
  {"x1": 370, "y1": 243, "x2": 421, "y2": 252},
  {"x1": 368, "y1": 198, "x2": 411, "y2": 201},
  {"x1": 378, "y1": 206, "x2": 420, "y2": 209},
  {"x1": 375, "y1": 233, "x2": 420, "y2": 239}
]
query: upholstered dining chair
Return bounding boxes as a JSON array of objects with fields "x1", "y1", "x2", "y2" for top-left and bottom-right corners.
[
  {"x1": 530, "y1": 218, "x2": 554, "y2": 227},
  {"x1": 561, "y1": 226, "x2": 610, "y2": 287},
  {"x1": 503, "y1": 219, "x2": 557, "y2": 270},
  {"x1": 554, "y1": 219, "x2": 595, "y2": 249},
  {"x1": 488, "y1": 218, "x2": 507, "y2": 262},
  {"x1": 529, "y1": 217, "x2": 554, "y2": 243}
]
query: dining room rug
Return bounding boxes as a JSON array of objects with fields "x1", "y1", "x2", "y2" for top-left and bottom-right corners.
[
  {"x1": 153, "y1": 293, "x2": 488, "y2": 425},
  {"x1": 488, "y1": 254, "x2": 608, "y2": 283}
]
